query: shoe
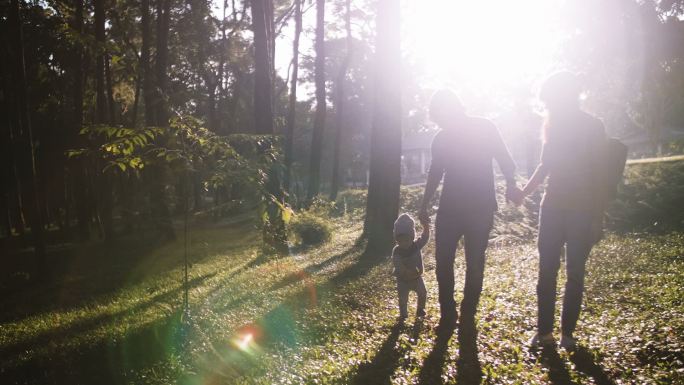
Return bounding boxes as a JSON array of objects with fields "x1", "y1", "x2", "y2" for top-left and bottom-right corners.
[
  {"x1": 437, "y1": 309, "x2": 458, "y2": 330},
  {"x1": 560, "y1": 334, "x2": 577, "y2": 350},
  {"x1": 529, "y1": 333, "x2": 555, "y2": 348},
  {"x1": 416, "y1": 309, "x2": 426, "y2": 318}
]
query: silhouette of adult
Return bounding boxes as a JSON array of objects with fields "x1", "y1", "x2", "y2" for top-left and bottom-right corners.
[
  {"x1": 418, "y1": 89, "x2": 520, "y2": 328},
  {"x1": 514, "y1": 71, "x2": 606, "y2": 349}
]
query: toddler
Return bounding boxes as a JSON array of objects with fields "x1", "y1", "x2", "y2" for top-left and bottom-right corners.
[{"x1": 392, "y1": 213, "x2": 429, "y2": 319}]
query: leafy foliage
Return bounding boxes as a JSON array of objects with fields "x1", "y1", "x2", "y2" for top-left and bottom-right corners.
[
  {"x1": 288, "y1": 212, "x2": 333, "y2": 246},
  {"x1": 608, "y1": 160, "x2": 684, "y2": 232}
]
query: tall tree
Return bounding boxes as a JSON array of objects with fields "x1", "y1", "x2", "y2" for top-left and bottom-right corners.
[
  {"x1": 94, "y1": 0, "x2": 114, "y2": 240},
  {"x1": 251, "y1": 0, "x2": 274, "y2": 134},
  {"x1": 155, "y1": 0, "x2": 171, "y2": 126},
  {"x1": 71, "y1": 0, "x2": 90, "y2": 240},
  {"x1": 330, "y1": 0, "x2": 352, "y2": 200},
  {"x1": 6, "y1": 0, "x2": 46, "y2": 266},
  {"x1": 150, "y1": 0, "x2": 174, "y2": 239},
  {"x1": 284, "y1": 0, "x2": 302, "y2": 194},
  {"x1": 306, "y1": 0, "x2": 326, "y2": 203},
  {"x1": 141, "y1": 0, "x2": 155, "y2": 126},
  {"x1": 94, "y1": 0, "x2": 107, "y2": 124},
  {"x1": 363, "y1": 0, "x2": 402, "y2": 254}
]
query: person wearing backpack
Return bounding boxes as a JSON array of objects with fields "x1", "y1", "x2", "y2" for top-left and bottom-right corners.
[{"x1": 511, "y1": 71, "x2": 625, "y2": 349}]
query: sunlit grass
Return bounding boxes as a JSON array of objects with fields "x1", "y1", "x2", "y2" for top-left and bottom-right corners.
[{"x1": 1, "y1": 207, "x2": 682, "y2": 384}]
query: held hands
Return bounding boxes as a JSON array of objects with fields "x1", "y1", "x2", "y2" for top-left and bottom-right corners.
[{"x1": 506, "y1": 184, "x2": 525, "y2": 206}]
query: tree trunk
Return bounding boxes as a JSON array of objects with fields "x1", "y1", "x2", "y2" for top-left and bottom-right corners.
[
  {"x1": 94, "y1": 0, "x2": 115, "y2": 241},
  {"x1": 251, "y1": 0, "x2": 286, "y2": 253},
  {"x1": 7, "y1": 0, "x2": 47, "y2": 266},
  {"x1": 71, "y1": 0, "x2": 90, "y2": 240},
  {"x1": 155, "y1": 0, "x2": 171, "y2": 127},
  {"x1": 149, "y1": 0, "x2": 174, "y2": 240},
  {"x1": 95, "y1": 0, "x2": 107, "y2": 125},
  {"x1": 330, "y1": 0, "x2": 352, "y2": 201},
  {"x1": 251, "y1": 0, "x2": 274, "y2": 134},
  {"x1": 284, "y1": 0, "x2": 301, "y2": 195},
  {"x1": 306, "y1": 0, "x2": 326, "y2": 204},
  {"x1": 105, "y1": 53, "x2": 116, "y2": 124},
  {"x1": 363, "y1": 0, "x2": 402, "y2": 255},
  {"x1": 141, "y1": 0, "x2": 155, "y2": 127}
]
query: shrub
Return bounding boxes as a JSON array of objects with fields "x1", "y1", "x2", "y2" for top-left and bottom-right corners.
[{"x1": 288, "y1": 212, "x2": 333, "y2": 246}]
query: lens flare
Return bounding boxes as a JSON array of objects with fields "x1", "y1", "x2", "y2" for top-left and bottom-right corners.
[{"x1": 236, "y1": 333, "x2": 253, "y2": 350}]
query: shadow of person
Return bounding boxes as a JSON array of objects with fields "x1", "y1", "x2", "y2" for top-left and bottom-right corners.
[
  {"x1": 534, "y1": 344, "x2": 617, "y2": 385},
  {"x1": 568, "y1": 346, "x2": 617, "y2": 385},
  {"x1": 351, "y1": 321, "x2": 406, "y2": 385},
  {"x1": 410, "y1": 318, "x2": 424, "y2": 345},
  {"x1": 537, "y1": 345, "x2": 581, "y2": 385},
  {"x1": 456, "y1": 314, "x2": 483, "y2": 384},
  {"x1": 417, "y1": 321, "x2": 456, "y2": 384}
]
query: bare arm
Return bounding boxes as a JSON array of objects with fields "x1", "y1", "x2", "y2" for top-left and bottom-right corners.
[
  {"x1": 492, "y1": 126, "x2": 517, "y2": 187},
  {"x1": 415, "y1": 219, "x2": 430, "y2": 249},
  {"x1": 521, "y1": 163, "x2": 548, "y2": 196},
  {"x1": 419, "y1": 136, "x2": 444, "y2": 220}
]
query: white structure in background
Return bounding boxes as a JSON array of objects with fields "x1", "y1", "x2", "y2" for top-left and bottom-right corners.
[{"x1": 401, "y1": 130, "x2": 435, "y2": 185}]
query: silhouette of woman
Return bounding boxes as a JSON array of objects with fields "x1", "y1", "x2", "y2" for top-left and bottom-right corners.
[{"x1": 516, "y1": 71, "x2": 606, "y2": 349}]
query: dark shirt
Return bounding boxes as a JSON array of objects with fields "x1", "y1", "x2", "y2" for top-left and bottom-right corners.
[
  {"x1": 539, "y1": 111, "x2": 606, "y2": 211},
  {"x1": 429, "y1": 116, "x2": 516, "y2": 213}
]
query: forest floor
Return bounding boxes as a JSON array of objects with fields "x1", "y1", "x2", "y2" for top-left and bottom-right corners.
[{"x1": 1, "y1": 213, "x2": 683, "y2": 385}]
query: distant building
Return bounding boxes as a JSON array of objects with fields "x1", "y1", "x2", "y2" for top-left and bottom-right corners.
[{"x1": 401, "y1": 130, "x2": 435, "y2": 184}]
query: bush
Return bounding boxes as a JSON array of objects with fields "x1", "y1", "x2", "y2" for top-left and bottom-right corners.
[
  {"x1": 288, "y1": 212, "x2": 333, "y2": 246},
  {"x1": 608, "y1": 160, "x2": 684, "y2": 232}
]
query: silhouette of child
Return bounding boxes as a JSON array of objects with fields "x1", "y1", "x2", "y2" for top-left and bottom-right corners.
[{"x1": 392, "y1": 213, "x2": 429, "y2": 320}]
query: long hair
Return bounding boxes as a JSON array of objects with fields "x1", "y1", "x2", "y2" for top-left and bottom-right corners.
[{"x1": 539, "y1": 71, "x2": 581, "y2": 143}]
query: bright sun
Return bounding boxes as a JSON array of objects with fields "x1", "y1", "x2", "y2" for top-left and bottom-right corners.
[{"x1": 404, "y1": 0, "x2": 563, "y2": 89}]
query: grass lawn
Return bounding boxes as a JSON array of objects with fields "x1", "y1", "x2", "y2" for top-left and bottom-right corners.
[{"x1": 1, "y1": 211, "x2": 682, "y2": 385}]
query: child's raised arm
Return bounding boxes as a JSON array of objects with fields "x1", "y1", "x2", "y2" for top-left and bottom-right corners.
[{"x1": 416, "y1": 217, "x2": 430, "y2": 249}]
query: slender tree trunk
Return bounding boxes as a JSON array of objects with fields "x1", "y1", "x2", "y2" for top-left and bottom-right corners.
[
  {"x1": 155, "y1": 0, "x2": 170, "y2": 126},
  {"x1": 141, "y1": 0, "x2": 155, "y2": 127},
  {"x1": 251, "y1": 0, "x2": 274, "y2": 134},
  {"x1": 71, "y1": 0, "x2": 90, "y2": 240},
  {"x1": 0, "y1": 54, "x2": 13, "y2": 238},
  {"x1": 149, "y1": 0, "x2": 174, "y2": 240},
  {"x1": 105, "y1": 53, "x2": 116, "y2": 124},
  {"x1": 284, "y1": 0, "x2": 301, "y2": 195},
  {"x1": 306, "y1": 0, "x2": 326, "y2": 203},
  {"x1": 7, "y1": 0, "x2": 47, "y2": 266},
  {"x1": 363, "y1": 0, "x2": 402, "y2": 255},
  {"x1": 330, "y1": 0, "x2": 352, "y2": 201},
  {"x1": 95, "y1": 0, "x2": 107, "y2": 124},
  {"x1": 94, "y1": 0, "x2": 115, "y2": 241}
]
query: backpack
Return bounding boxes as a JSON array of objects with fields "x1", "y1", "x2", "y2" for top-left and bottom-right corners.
[
  {"x1": 597, "y1": 138, "x2": 628, "y2": 206},
  {"x1": 591, "y1": 137, "x2": 628, "y2": 244}
]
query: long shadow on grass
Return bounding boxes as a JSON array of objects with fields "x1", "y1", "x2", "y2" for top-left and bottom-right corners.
[
  {"x1": 269, "y1": 242, "x2": 364, "y2": 292},
  {"x1": 456, "y1": 315, "x2": 483, "y2": 384},
  {"x1": 0, "y1": 273, "x2": 214, "y2": 366},
  {"x1": 0, "y1": 225, "x2": 255, "y2": 324},
  {"x1": 535, "y1": 345, "x2": 616, "y2": 385},
  {"x1": 569, "y1": 346, "x2": 616, "y2": 385},
  {"x1": 418, "y1": 322, "x2": 456, "y2": 384},
  {"x1": 1, "y1": 309, "x2": 189, "y2": 385},
  {"x1": 537, "y1": 346, "x2": 582, "y2": 385},
  {"x1": 350, "y1": 321, "x2": 406, "y2": 385}
]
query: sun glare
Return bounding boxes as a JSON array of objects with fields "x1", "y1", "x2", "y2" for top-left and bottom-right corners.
[
  {"x1": 404, "y1": 0, "x2": 563, "y2": 88},
  {"x1": 237, "y1": 332, "x2": 254, "y2": 350}
]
